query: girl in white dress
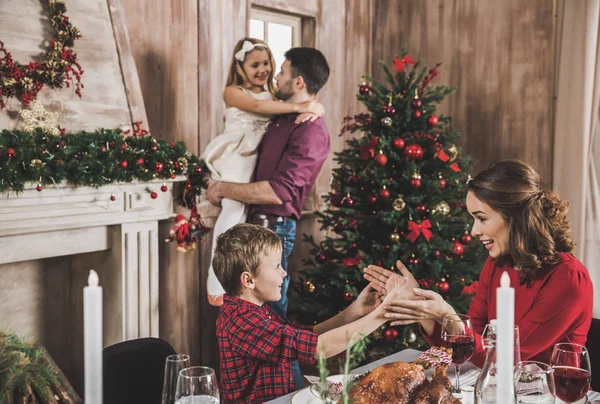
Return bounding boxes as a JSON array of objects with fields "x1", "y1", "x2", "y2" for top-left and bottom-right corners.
[{"x1": 203, "y1": 38, "x2": 323, "y2": 306}]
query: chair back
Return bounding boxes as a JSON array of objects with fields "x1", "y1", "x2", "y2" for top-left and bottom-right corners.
[
  {"x1": 103, "y1": 337, "x2": 177, "y2": 404},
  {"x1": 588, "y1": 318, "x2": 600, "y2": 392}
]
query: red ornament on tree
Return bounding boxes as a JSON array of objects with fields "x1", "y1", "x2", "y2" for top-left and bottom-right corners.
[
  {"x1": 410, "y1": 172, "x2": 422, "y2": 188},
  {"x1": 367, "y1": 195, "x2": 378, "y2": 204},
  {"x1": 194, "y1": 165, "x2": 203, "y2": 173},
  {"x1": 150, "y1": 191, "x2": 158, "y2": 199},
  {"x1": 137, "y1": 158, "x2": 144, "y2": 165},
  {"x1": 151, "y1": 144, "x2": 159, "y2": 152},
  {"x1": 411, "y1": 99, "x2": 422, "y2": 109},
  {"x1": 120, "y1": 143, "x2": 127, "y2": 150},
  {"x1": 110, "y1": 194, "x2": 116, "y2": 201},
  {"x1": 392, "y1": 138, "x2": 405, "y2": 150},
  {"x1": 161, "y1": 183, "x2": 168, "y2": 192},
  {"x1": 453, "y1": 240, "x2": 465, "y2": 255},
  {"x1": 315, "y1": 253, "x2": 327, "y2": 264},
  {"x1": 416, "y1": 204, "x2": 427, "y2": 213},
  {"x1": 120, "y1": 160, "x2": 128, "y2": 169},
  {"x1": 100, "y1": 145, "x2": 107, "y2": 153},
  {"x1": 439, "y1": 179, "x2": 447, "y2": 189},
  {"x1": 438, "y1": 280, "x2": 450, "y2": 293},
  {"x1": 403, "y1": 144, "x2": 424, "y2": 160},
  {"x1": 330, "y1": 194, "x2": 343, "y2": 207},
  {"x1": 171, "y1": 174, "x2": 177, "y2": 179},
  {"x1": 432, "y1": 250, "x2": 442, "y2": 259},
  {"x1": 155, "y1": 162, "x2": 164, "y2": 173},
  {"x1": 411, "y1": 110, "x2": 422, "y2": 120},
  {"x1": 36, "y1": 183, "x2": 43, "y2": 192},
  {"x1": 344, "y1": 291, "x2": 354, "y2": 301},
  {"x1": 7, "y1": 148, "x2": 16, "y2": 158},
  {"x1": 342, "y1": 196, "x2": 355, "y2": 207},
  {"x1": 358, "y1": 84, "x2": 370, "y2": 95},
  {"x1": 378, "y1": 188, "x2": 391, "y2": 200},
  {"x1": 460, "y1": 234, "x2": 472, "y2": 244},
  {"x1": 408, "y1": 256, "x2": 419, "y2": 265},
  {"x1": 384, "y1": 327, "x2": 399, "y2": 342},
  {"x1": 428, "y1": 115, "x2": 439, "y2": 126},
  {"x1": 349, "y1": 175, "x2": 360, "y2": 184},
  {"x1": 374, "y1": 153, "x2": 388, "y2": 166},
  {"x1": 383, "y1": 105, "x2": 396, "y2": 116}
]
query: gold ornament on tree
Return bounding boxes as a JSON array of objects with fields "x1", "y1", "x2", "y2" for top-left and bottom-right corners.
[
  {"x1": 392, "y1": 195, "x2": 406, "y2": 211},
  {"x1": 407, "y1": 331, "x2": 417, "y2": 343},
  {"x1": 432, "y1": 201, "x2": 451, "y2": 215},
  {"x1": 389, "y1": 231, "x2": 401, "y2": 243},
  {"x1": 19, "y1": 100, "x2": 61, "y2": 136},
  {"x1": 447, "y1": 145, "x2": 458, "y2": 161},
  {"x1": 305, "y1": 280, "x2": 315, "y2": 293}
]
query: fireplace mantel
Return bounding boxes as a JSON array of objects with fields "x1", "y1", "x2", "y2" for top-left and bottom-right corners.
[{"x1": 0, "y1": 178, "x2": 183, "y2": 345}]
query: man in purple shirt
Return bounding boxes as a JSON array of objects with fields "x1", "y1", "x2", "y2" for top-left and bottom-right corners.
[{"x1": 206, "y1": 47, "x2": 330, "y2": 322}]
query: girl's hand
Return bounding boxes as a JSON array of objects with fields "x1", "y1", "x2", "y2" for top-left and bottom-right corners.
[
  {"x1": 295, "y1": 112, "x2": 320, "y2": 123},
  {"x1": 351, "y1": 283, "x2": 383, "y2": 317},
  {"x1": 298, "y1": 100, "x2": 325, "y2": 116},
  {"x1": 383, "y1": 288, "x2": 455, "y2": 326},
  {"x1": 364, "y1": 260, "x2": 419, "y2": 300}
]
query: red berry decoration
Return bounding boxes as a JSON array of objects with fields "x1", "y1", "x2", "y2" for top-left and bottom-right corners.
[
  {"x1": 438, "y1": 280, "x2": 450, "y2": 293},
  {"x1": 161, "y1": 183, "x2": 168, "y2": 192},
  {"x1": 120, "y1": 160, "x2": 128, "y2": 169},
  {"x1": 453, "y1": 240, "x2": 465, "y2": 255},
  {"x1": 428, "y1": 115, "x2": 439, "y2": 126},
  {"x1": 36, "y1": 183, "x2": 43, "y2": 192},
  {"x1": 384, "y1": 327, "x2": 399, "y2": 342},
  {"x1": 411, "y1": 110, "x2": 422, "y2": 119},
  {"x1": 378, "y1": 188, "x2": 391, "y2": 199},
  {"x1": 150, "y1": 191, "x2": 158, "y2": 199},
  {"x1": 344, "y1": 291, "x2": 354, "y2": 301},
  {"x1": 411, "y1": 99, "x2": 422, "y2": 109},
  {"x1": 374, "y1": 153, "x2": 388, "y2": 166},
  {"x1": 155, "y1": 162, "x2": 164, "y2": 173},
  {"x1": 367, "y1": 195, "x2": 378, "y2": 204},
  {"x1": 7, "y1": 148, "x2": 16, "y2": 158},
  {"x1": 439, "y1": 179, "x2": 447, "y2": 189},
  {"x1": 460, "y1": 234, "x2": 473, "y2": 244},
  {"x1": 137, "y1": 158, "x2": 144, "y2": 165},
  {"x1": 392, "y1": 138, "x2": 405, "y2": 150},
  {"x1": 110, "y1": 194, "x2": 116, "y2": 201},
  {"x1": 194, "y1": 165, "x2": 203, "y2": 173},
  {"x1": 151, "y1": 144, "x2": 159, "y2": 152},
  {"x1": 384, "y1": 105, "x2": 396, "y2": 116},
  {"x1": 403, "y1": 144, "x2": 424, "y2": 160},
  {"x1": 120, "y1": 143, "x2": 127, "y2": 150}
]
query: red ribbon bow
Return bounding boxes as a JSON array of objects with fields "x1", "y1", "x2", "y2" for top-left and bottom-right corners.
[
  {"x1": 343, "y1": 253, "x2": 362, "y2": 267},
  {"x1": 407, "y1": 219, "x2": 433, "y2": 243},
  {"x1": 359, "y1": 136, "x2": 379, "y2": 160},
  {"x1": 393, "y1": 55, "x2": 416, "y2": 73}
]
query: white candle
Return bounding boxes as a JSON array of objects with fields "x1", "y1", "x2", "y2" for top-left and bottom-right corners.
[
  {"x1": 84, "y1": 269, "x2": 103, "y2": 404},
  {"x1": 496, "y1": 271, "x2": 515, "y2": 403}
]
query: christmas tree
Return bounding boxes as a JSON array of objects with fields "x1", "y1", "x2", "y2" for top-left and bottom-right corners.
[{"x1": 291, "y1": 48, "x2": 487, "y2": 357}]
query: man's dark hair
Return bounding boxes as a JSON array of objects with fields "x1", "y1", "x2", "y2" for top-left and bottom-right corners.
[{"x1": 284, "y1": 47, "x2": 330, "y2": 95}]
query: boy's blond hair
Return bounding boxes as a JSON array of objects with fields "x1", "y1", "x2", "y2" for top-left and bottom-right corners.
[{"x1": 213, "y1": 223, "x2": 281, "y2": 296}]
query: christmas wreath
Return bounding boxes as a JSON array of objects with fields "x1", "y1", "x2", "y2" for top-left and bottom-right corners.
[{"x1": 0, "y1": 0, "x2": 84, "y2": 108}]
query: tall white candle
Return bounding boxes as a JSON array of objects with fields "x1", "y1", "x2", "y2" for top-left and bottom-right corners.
[
  {"x1": 496, "y1": 271, "x2": 515, "y2": 403},
  {"x1": 84, "y1": 269, "x2": 103, "y2": 404}
]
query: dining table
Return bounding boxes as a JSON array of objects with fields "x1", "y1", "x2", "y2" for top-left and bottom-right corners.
[{"x1": 265, "y1": 348, "x2": 600, "y2": 404}]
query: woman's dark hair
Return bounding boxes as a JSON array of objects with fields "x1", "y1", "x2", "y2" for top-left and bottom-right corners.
[{"x1": 467, "y1": 159, "x2": 575, "y2": 282}]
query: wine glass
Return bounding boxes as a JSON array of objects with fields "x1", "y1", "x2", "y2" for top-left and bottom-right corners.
[
  {"x1": 162, "y1": 354, "x2": 191, "y2": 404},
  {"x1": 175, "y1": 366, "x2": 220, "y2": 404},
  {"x1": 514, "y1": 361, "x2": 556, "y2": 404},
  {"x1": 550, "y1": 343, "x2": 591, "y2": 404},
  {"x1": 441, "y1": 313, "x2": 476, "y2": 393}
]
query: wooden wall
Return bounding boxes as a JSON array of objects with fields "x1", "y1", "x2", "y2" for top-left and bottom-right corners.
[{"x1": 372, "y1": 0, "x2": 556, "y2": 182}]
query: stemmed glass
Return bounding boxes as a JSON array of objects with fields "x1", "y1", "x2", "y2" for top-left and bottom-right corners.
[
  {"x1": 550, "y1": 343, "x2": 591, "y2": 404},
  {"x1": 162, "y1": 354, "x2": 191, "y2": 404},
  {"x1": 514, "y1": 361, "x2": 556, "y2": 404},
  {"x1": 175, "y1": 366, "x2": 220, "y2": 404},
  {"x1": 441, "y1": 313, "x2": 476, "y2": 393}
]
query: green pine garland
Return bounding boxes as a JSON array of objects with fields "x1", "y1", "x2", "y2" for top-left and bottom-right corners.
[{"x1": 0, "y1": 128, "x2": 207, "y2": 209}]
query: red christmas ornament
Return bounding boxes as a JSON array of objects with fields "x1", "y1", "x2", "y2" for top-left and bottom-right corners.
[
  {"x1": 438, "y1": 281, "x2": 450, "y2": 293},
  {"x1": 150, "y1": 191, "x2": 158, "y2": 199},
  {"x1": 109, "y1": 141, "x2": 116, "y2": 147},
  {"x1": 315, "y1": 253, "x2": 327, "y2": 264},
  {"x1": 171, "y1": 173, "x2": 177, "y2": 179},
  {"x1": 137, "y1": 158, "x2": 144, "y2": 165},
  {"x1": 409, "y1": 256, "x2": 419, "y2": 265},
  {"x1": 453, "y1": 240, "x2": 465, "y2": 255},
  {"x1": 411, "y1": 109, "x2": 422, "y2": 120},
  {"x1": 428, "y1": 115, "x2": 439, "y2": 126},
  {"x1": 342, "y1": 196, "x2": 355, "y2": 207},
  {"x1": 416, "y1": 204, "x2": 427, "y2": 213},
  {"x1": 120, "y1": 160, "x2": 128, "y2": 169},
  {"x1": 120, "y1": 143, "x2": 127, "y2": 150},
  {"x1": 36, "y1": 183, "x2": 43, "y2": 192},
  {"x1": 110, "y1": 194, "x2": 116, "y2": 201},
  {"x1": 367, "y1": 195, "x2": 378, "y2": 204},
  {"x1": 151, "y1": 144, "x2": 159, "y2": 152},
  {"x1": 378, "y1": 188, "x2": 391, "y2": 199},
  {"x1": 384, "y1": 105, "x2": 396, "y2": 116},
  {"x1": 384, "y1": 327, "x2": 399, "y2": 342},
  {"x1": 344, "y1": 291, "x2": 354, "y2": 301},
  {"x1": 100, "y1": 145, "x2": 107, "y2": 153},
  {"x1": 418, "y1": 279, "x2": 431, "y2": 288},
  {"x1": 410, "y1": 172, "x2": 422, "y2": 189},
  {"x1": 7, "y1": 148, "x2": 16, "y2": 158},
  {"x1": 392, "y1": 138, "x2": 405, "y2": 150},
  {"x1": 439, "y1": 179, "x2": 447, "y2": 189},
  {"x1": 358, "y1": 84, "x2": 370, "y2": 95},
  {"x1": 161, "y1": 183, "x2": 168, "y2": 192},
  {"x1": 349, "y1": 175, "x2": 360, "y2": 184},
  {"x1": 432, "y1": 250, "x2": 442, "y2": 259},
  {"x1": 403, "y1": 144, "x2": 424, "y2": 160},
  {"x1": 194, "y1": 165, "x2": 203, "y2": 173},
  {"x1": 411, "y1": 99, "x2": 422, "y2": 109},
  {"x1": 374, "y1": 153, "x2": 388, "y2": 166},
  {"x1": 330, "y1": 194, "x2": 343, "y2": 207},
  {"x1": 155, "y1": 162, "x2": 164, "y2": 173},
  {"x1": 460, "y1": 234, "x2": 473, "y2": 244}
]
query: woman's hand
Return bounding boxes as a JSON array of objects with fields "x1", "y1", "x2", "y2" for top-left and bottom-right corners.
[
  {"x1": 351, "y1": 283, "x2": 384, "y2": 318},
  {"x1": 363, "y1": 260, "x2": 419, "y2": 300},
  {"x1": 383, "y1": 288, "x2": 455, "y2": 326}
]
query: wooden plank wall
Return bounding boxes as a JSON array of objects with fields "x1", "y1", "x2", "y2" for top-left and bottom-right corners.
[{"x1": 371, "y1": 0, "x2": 556, "y2": 181}]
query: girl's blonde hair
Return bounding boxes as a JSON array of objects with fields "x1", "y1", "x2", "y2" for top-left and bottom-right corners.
[{"x1": 226, "y1": 37, "x2": 276, "y2": 96}]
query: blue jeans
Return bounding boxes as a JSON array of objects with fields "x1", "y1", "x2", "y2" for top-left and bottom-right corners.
[{"x1": 267, "y1": 218, "x2": 303, "y2": 390}]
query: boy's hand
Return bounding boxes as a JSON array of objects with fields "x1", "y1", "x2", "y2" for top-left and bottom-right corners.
[{"x1": 352, "y1": 283, "x2": 383, "y2": 317}]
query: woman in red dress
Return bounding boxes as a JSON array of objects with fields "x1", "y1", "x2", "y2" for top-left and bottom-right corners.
[{"x1": 365, "y1": 159, "x2": 593, "y2": 367}]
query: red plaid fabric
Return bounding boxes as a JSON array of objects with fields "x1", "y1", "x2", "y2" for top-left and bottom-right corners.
[{"x1": 216, "y1": 295, "x2": 318, "y2": 404}]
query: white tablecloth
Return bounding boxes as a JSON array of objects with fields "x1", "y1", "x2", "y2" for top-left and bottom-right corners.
[{"x1": 265, "y1": 348, "x2": 600, "y2": 404}]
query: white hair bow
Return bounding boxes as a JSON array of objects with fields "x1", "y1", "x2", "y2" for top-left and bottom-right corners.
[{"x1": 234, "y1": 40, "x2": 266, "y2": 62}]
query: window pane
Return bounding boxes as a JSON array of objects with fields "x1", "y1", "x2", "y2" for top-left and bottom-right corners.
[
  {"x1": 267, "y1": 22, "x2": 293, "y2": 74},
  {"x1": 249, "y1": 19, "x2": 264, "y2": 40}
]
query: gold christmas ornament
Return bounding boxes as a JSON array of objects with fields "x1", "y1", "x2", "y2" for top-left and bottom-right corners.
[
  {"x1": 305, "y1": 281, "x2": 315, "y2": 293},
  {"x1": 432, "y1": 201, "x2": 450, "y2": 215},
  {"x1": 19, "y1": 100, "x2": 61, "y2": 136},
  {"x1": 392, "y1": 195, "x2": 406, "y2": 211},
  {"x1": 381, "y1": 116, "x2": 393, "y2": 127},
  {"x1": 389, "y1": 231, "x2": 401, "y2": 243},
  {"x1": 447, "y1": 145, "x2": 458, "y2": 161},
  {"x1": 407, "y1": 331, "x2": 417, "y2": 343}
]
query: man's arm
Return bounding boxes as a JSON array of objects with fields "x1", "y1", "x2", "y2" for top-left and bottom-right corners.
[{"x1": 205, "y1": 179, "x2": 282, "y2": 206}]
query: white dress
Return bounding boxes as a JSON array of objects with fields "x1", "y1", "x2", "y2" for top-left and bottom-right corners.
[{"x1": 202, "y1": 87, "x2": 273, "y2": 303}]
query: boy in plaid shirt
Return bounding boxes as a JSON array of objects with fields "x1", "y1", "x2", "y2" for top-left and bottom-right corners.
[{"x1": 213, "y1": 223, "x2": 396, "y2": 404}]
